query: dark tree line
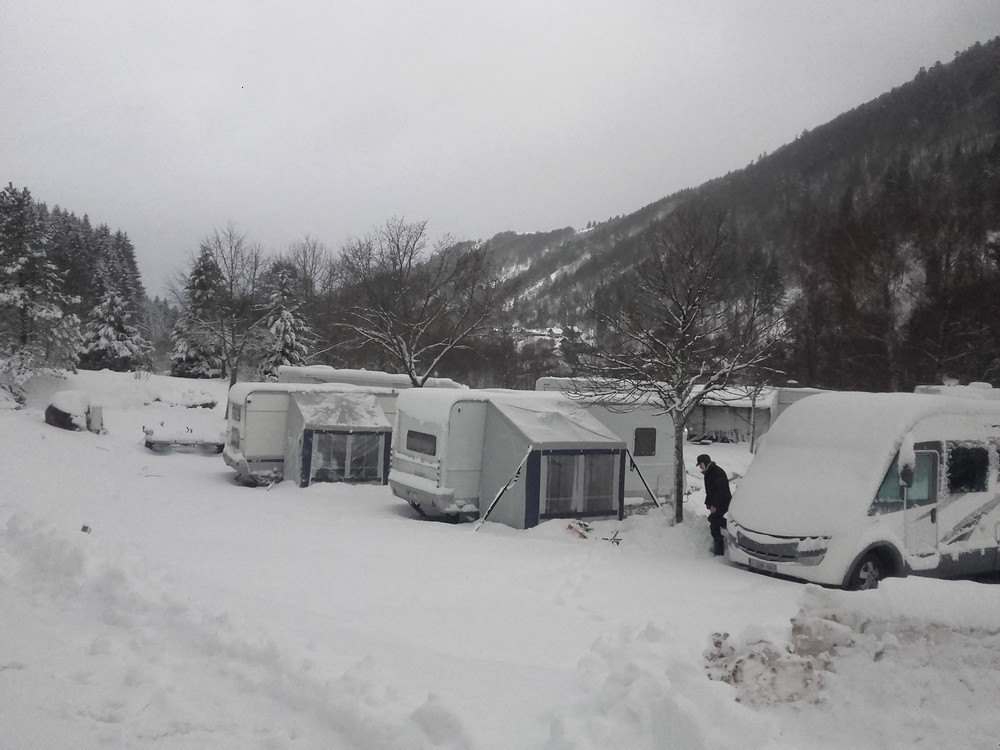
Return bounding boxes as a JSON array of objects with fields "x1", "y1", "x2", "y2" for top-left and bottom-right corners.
[
  {"x1": 780, "y1": 135, "x2": 1000, "y2": 390},
  {"x1": 0, "y1": 184, "x2": 151, "y2": 382}
]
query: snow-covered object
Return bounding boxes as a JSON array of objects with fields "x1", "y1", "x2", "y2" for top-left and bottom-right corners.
[
  {"x1": 45, "y1": 390, "x2": 92, "y2": 431},
  {"x1": 727, "y1": 391, "x2": 1000, "y2": 587},
  {"x1": 142, "y1": 409, "x2": 225, "y2": 450}
]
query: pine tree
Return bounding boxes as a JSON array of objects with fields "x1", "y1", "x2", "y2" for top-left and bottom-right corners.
[
  {"x1": 0, "y1": 183, "x2": 83, "y2": 384},
  {"x1": 169, "y1": 248, "x2": 225, "y2": 378},
  {"x1": 257, "y1": 262, "x2": 314, "y2": 379},
  {"x1": 79, "y1": 291, "x2": 152, "y2": 372}
]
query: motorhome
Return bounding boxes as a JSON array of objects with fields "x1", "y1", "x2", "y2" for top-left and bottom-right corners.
[
  {"x1": 388, "y1": 389, "x2": 628, "y2": 528},
  {"x1": 534, "y1": 376, "x2": 677, "y2": 505},
  {"x1": 726, "y1": 390, "x2": 1000, "y2": 589},
  {"x1": 223, "y1": 382, "x2": 399, "y2": 485}
]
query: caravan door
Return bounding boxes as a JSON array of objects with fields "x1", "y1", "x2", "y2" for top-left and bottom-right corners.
[{"x1": 903, "y1": 450, "x2": 939, "y2": 559}]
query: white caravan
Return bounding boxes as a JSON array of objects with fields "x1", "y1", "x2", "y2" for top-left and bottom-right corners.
[
  {"x1": 389, "y1": 389, "x2": 628, "y2": 527},
  {"x1": 223, "y1": 382, "x2": 400, "y2": 485},
  {"x1": 727, "y1": 390, "x2": 1000, "y2": 589},
  {"x1": 534, "y1": 377, "x2": 677, "y2": 505}
]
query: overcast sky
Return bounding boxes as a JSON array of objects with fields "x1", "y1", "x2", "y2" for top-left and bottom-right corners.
[{"x1": 3, "y1": 1, "x2": 1000, "y2": 297}]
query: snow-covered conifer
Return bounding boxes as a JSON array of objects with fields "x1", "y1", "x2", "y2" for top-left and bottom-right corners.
[
  {"x1": 257, "y1": 262, "x2": 314, "y2": 379},
  {"x1": 79, "y1": 291, "x2": 153, "y2": 372},
  {"x1": 0, "y1": 183, "x2": 83, "y2": 383}
]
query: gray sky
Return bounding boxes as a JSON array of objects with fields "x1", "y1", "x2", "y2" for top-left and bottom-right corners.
[{"x1": 3, "y1": 1, "x2": 1000, "y2": 297}]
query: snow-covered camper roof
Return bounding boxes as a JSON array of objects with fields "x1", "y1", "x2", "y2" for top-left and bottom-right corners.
[
  {"x1": 914, "y1": 383, "x2": 1000, "y2": 400},
  {"x1": 733, "y1": 392, "x2": 1000, "y2": 536},
  {"x1": 228, "y1": 381, "x2": 402, "y2": 403},
  {"x1": 289, "y1": 392, "x2": 391, "y2": 431},
  {"x1": 277, "y1": 366, "x2": 465, "y2": 390},
  {"x1": 490, "y1": 396, "x2": 624, "y2": 449},
  {"x1": 396, "y1": 388, "x2": 624, "y2": 448}
]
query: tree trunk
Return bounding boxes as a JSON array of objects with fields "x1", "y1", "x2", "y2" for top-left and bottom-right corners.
[{"x1": 673, "y1": 416, "x2": 687, "y2": 524}]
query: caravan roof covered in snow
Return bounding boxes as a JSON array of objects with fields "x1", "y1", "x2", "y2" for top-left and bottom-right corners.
[
  {"x1": 733, "y1": 391, "x2": 1000, "y2": 535},
  {"x1": 277, "y1": 366, "x2": 465, "y2": 390},
  {"x1": 490, "y1": 396, "x2": 624, "y2": 448},
  {"x1": 289, "y1": 392, "x2": 391, "y2": 431},
  {"x1": 396, "y1": 388, "x2": 623, "y2": 447},
  {"x1": 228, "y1": 381, "x2": 371, "y2": 401}
]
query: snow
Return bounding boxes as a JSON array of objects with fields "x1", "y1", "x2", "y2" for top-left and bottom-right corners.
[{"x1": 2, "y1": 370, "x2": 999, "y2": 749}]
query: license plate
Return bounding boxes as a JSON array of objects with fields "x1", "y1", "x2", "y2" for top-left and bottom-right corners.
[{"x1": 748, "y1": 557, "x2": 777, "y2": 573}]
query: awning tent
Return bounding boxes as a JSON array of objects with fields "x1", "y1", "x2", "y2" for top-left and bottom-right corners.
[
  {"x1": 478, "y1": 395, "x2": 627, "y2": 529},
  {"x1": 285, "y1": 392, "x2": 392, "y2": 488}
]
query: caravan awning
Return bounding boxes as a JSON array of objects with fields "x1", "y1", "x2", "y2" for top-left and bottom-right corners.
[
  {"x1": 290, "y1": 392, "x2": 391, "y2": 431},
  {"x1": 490, "y1": 398, "x2": 625, "y2": 450}
]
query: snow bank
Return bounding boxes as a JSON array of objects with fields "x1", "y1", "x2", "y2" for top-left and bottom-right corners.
[{"x1": 0, "y1": 508, "x2": 473, "y2": 750}]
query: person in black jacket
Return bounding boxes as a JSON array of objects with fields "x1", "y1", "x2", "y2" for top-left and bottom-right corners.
[{"x1": 697, "y1": 453, "x2": 732, "y2": 556}]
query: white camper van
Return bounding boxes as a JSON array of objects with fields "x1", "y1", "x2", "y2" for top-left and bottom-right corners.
[
  {"x1": 223, "y1": 382, "x2": 399, "y2": 485},
  {"x1": 389, "y1": 389, "x2": 628, "y2": 528},
  {"x1": 727, "y1": 391, "x2": 1000, "y2": 589},
  {"x1": 534, "y1": 377, "x2": 677, "y2": 505}
]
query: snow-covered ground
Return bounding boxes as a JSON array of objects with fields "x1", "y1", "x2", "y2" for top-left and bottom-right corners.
[{"x1": 2, "y1": 370, "x2": 999, "y2": 749}]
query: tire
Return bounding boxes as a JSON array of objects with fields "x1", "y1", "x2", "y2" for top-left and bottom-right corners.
[{"x1": 846, "y1": 552, "x2": 885, "y2": 591}]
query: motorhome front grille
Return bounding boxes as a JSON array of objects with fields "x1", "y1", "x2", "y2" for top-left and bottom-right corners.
[
  {"x1": 735, "y1": 533, "x2": 799, "y2": 562},
  {"x1": 734, "y1": 531, "x2": 827, "y2": 565}
]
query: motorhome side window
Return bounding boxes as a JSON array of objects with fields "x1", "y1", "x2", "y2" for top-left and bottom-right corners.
[
  {"x1": 406, "y1": 430, "x2": 437, "y2": 456},
  {"x1": 873, "y1": 452, "x2": 936, "y2": 509},
  {"x1": 947, "y1": 443, "x2": 989, "y2": 493},
  {"x1": 633, "y1": 427, "x2": 656, "y2": 457}
]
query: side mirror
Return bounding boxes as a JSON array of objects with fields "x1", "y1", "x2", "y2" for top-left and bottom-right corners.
[{"x1": 899, "y1": 465, "x2": 914, "y2": 488}]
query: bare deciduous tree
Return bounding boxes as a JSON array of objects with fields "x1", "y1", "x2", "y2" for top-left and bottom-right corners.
[
  {"x1": 172, "y1": 222, "x2": 271, "y2": 387},
  {"x1": 334, "y1": 217, "x2": 501, "y2": 385},
  {"x1": 581, "y1": 206, "x2": 785, "y2": 523}
]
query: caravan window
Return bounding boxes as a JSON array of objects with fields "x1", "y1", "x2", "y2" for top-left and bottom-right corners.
[
  {"x1": 349, "y1": 433, "x2": 383, "y2": 479},
  {"x1": 541, "y1": 451, "x2": 617, "y2": 516},
  {"x1": 406, "y1": 430, "x2": 437, "y2": 456},
  {"x1": 312, "y1": 432, "x2": 384, "y2": 483},
  {"x1": 582, "y1": 453, "x2": 615, "y2": 511},
  {"x1": 633, "y1": 428, "x2": 656, "y2": 457},
  {"x1": 545, "y1": 454, "x2": 577, "y2": 515},
  {"x1": 947, "y1": 443, "x2": 989, "y2": 493},
  {"x1": 873, "y1": 452, "x2": 936, "y2": 511},
  {"x1": 313, "y1": 433, "x2": 349, "y2": 482}
]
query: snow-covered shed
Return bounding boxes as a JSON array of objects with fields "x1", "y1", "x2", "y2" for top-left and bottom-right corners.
[
  {"x1": 284, "y1": 391, "x2": 392, "y2": 488},
  {"x1": 389, "y1": 389, "x2": 627, "y2": 529}
]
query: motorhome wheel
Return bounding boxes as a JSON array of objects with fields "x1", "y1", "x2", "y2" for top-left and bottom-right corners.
[{"x1": 847, "y1": 553, "x2": 884, "y2": 591}]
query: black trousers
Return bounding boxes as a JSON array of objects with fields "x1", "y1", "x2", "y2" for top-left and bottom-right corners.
[{"x1": 708, "y1": 512, "x2": 727, "y2": 546}]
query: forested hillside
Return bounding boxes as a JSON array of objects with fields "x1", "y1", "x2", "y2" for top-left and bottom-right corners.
[
  {"x1": 5, "y1": 38, "x2": 1000, "y2": 392},
  {"x1": 490, "y1": 37, "x2": 1000, "y2": 391}
]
